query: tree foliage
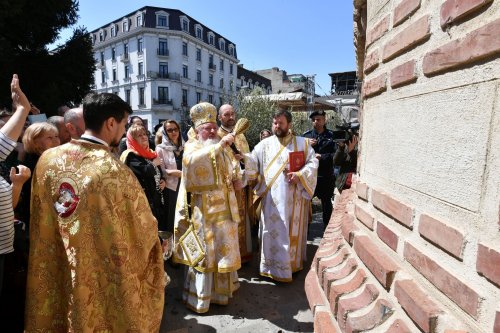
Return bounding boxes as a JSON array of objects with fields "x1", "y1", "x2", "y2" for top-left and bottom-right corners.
[
  {"x1": 233, "y1": 87, "x2": 277, "y2": 149},
  {"x1": 0, "y1": 0, "x2": 95, "y2": 114}
]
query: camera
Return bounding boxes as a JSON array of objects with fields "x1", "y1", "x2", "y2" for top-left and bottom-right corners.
[{"x1": 332, "y1": 121, "x2": 359, "y2": 143}]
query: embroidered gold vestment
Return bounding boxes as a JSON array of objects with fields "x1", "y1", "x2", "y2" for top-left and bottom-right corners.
[
  {"x1": 25, "y1": 140, "x2": 165, "y2": 332},
  {"x1": 217, "y1": 127, "x2": 253, "y2": 263}
]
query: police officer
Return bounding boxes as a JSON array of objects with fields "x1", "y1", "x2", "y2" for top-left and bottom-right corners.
[{"x1": 303, "y1": 110, "x2": 336, "y2": 227}]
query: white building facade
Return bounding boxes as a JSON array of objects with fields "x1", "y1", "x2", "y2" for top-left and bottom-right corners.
[{"x1": 91, "y1": 6, "x2": 239, "y2": 131}]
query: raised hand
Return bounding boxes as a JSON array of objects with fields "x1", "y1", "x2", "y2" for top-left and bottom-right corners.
[{"x1": 11, "y1": 74, "x2": 31, "y2": 113}]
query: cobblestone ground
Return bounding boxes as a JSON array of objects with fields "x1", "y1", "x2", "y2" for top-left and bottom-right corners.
[{"x1": 160, "y1": 199, "x2": 325, "y2": 333}]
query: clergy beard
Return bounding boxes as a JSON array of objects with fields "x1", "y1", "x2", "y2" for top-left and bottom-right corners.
[
  {"x1": 274, "y1": 128, "x2": 289, "y2": 138},
  {"x1": 200, "y1": 137, "x2": 220, "y2": 147}
]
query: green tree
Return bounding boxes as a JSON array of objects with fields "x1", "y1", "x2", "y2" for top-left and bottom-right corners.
[
  {"x1": 0, "y1": 0, "x2": 95, "y2": 114},
  {"x1": 234, "y1": 87, "x2": 276, "y2": 149}
]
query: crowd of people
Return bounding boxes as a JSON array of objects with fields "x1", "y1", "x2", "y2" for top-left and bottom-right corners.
[{"x1": 0, "y1": 74, "x2": 359, "y2": 331}]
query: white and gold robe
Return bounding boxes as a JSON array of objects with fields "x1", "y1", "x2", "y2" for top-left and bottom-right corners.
[
  {"x1": 173, "y1": 139, "x2": 241, "y2": 313},
  {"x1": 246, "y1": 134, "x2": 318, "y2": 282}
]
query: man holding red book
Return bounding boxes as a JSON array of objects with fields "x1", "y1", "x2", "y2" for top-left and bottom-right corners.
[{"x1": 246, "y1": 109, "x2": 318, "y2": 282}]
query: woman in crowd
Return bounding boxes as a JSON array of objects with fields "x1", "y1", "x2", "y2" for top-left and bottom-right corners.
[
  {"x1": 259, "y1": 129, "x2": 272, "y2": 141},
  {"x1": 120, "y1": 124, "x2": 168, "y2": 230},
  {"x1": 17, "y1": 122, "x2": 60, "y2": 229},
  {"x1": 0, "y1": 74, "x2": 32, "y2": 294},
  {"x1": 155, "y1": 119, "x2": 184, "y2": 232}
]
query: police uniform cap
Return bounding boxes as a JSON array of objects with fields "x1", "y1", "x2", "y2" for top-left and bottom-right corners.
[{"x1": 309, "y1": 110, "x2": 326, "y2": 119}]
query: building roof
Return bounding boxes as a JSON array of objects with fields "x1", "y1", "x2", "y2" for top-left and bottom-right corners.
[{"x1": 90, "y1": 6, "x2": 237, "y2": 58}]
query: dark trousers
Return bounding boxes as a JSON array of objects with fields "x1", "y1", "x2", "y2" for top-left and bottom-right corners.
[
  {"x1": 319, "y1": 196, "x2": 333, "y2": 227},
  {"x1": 314, "y1": 176, "x2": 335, "y2": 227}
]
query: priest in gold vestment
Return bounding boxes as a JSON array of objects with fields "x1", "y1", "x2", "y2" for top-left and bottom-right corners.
[
  {"x1": 216, "y1": 104, "x2": 253, "y2": 263},
  {"x1": 173, "y1": 102, "x2": 241, "y2": 313},
  {"x1": 246, "y1": 109, "x2": 318, "y2": 282},
  {"x1": 25, "y1": 93, "x2": 165, "y2": 332}
]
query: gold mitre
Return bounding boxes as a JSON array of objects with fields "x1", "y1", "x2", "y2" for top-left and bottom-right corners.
[{"x1": 190, "y1": 102, "x2": 217, "y2": 128}]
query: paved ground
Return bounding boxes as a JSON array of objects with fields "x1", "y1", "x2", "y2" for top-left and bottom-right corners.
[{"x1": 159, "y1": 200, "x2": 325, "y2": 333}]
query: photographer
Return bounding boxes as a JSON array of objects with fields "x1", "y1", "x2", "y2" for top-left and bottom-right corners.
[
  {"x1": 303, "y1": 110, "x2": 336, "y2": 227},
  {"x1": 333, "y1": 119, "x2": 359, "y2": 193}
]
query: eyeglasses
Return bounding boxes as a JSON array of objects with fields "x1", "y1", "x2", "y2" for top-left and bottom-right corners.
[{"x1": 166, "y1": 128, "x2": 179, "y2": 133}]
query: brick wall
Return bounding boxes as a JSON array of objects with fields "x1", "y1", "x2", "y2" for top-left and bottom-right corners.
[{"x1": 306, "y1": 0, "x2": 499, "y2": 332}]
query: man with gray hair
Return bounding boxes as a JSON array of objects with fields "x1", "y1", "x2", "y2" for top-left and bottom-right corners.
[
  {"x1": 173, "y1": 102, "x2": 242, "y2": 313},
  {"x1": 64, "y1": 107, "x2": 85, "y2": 139},
  {"x1": 47, "y1": 115, "x2": 71, "y2": 144}
]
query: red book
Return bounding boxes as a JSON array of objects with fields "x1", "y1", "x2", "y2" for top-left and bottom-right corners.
[{"x1": 289, "y1": 151, "x2": 305, "y2": 172}]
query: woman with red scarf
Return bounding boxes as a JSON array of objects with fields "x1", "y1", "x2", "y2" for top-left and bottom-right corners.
[{"x1": 120, "y1": 124, "x2": 168, "y2": 230}]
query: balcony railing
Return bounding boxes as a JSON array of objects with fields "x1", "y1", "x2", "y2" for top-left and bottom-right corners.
[
  {"x1": 120, "y1": 53, "x2": 129, "y2": 62},
  {"x1": 157, "y1": 48, "x2": 169, "y2": 57},
  {"x1": 208, "y1": 63, "x2": 216, "y2": 71},
  {"x1": 96, "y1": 61, "x2": 105, "y2": 69}
]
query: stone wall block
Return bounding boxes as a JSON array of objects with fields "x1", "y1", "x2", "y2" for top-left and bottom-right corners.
[
  {"x1": 423, "y1": 18, "x2": 500, "y2": 75},
  {"x1": 323, "y1": 258, "x2": 358, "y2": 293},
  {"x1": 419, "y1": 214, "x2": 465, "y2": 260},
  {"x1": 353, "y1": 234, "x2": 400, "y2": 289},
  {"x1": 364, "y1": 49, "x2": 380, "y2": 74},
  {"x1": 393, "y1": 0, "x2": 421, "y2": 27},
  {"x1": 355, "y1": 182, "x2": 369, "y2": 201},
  {"x1": 345, "y1": 298, "x2": 394, "y2": 333},
  {"x1": 337, "y1": 283, "x2": 379, "y2": 331},
  {"x1": 341, "y1": 213, "x2": 358, "y2": 245},
  {"x1": 366, "y1": 15, "x2": 389, "y2": 48},
  {"x1": 376, "y1": 220, "x2": 399, "y2": 252},
  {"x1": 404, "y1": 242, "x2": 480, "y2": 318},
  {"x1": 305, "y1": 269, "x2": 326, "y2": 314},
  {"x1": 355, "y1": 202, "x2": 375, "y2": 230},
  {"x1": 395, "y1": 279, "x2": 444, "y2": 333},
  {"x1": 371, "y1": 189, "x2": 414, "y2": 228},
  {"x1": 476, "y1": 242, "x2": 500, "y2": 287},
  {"x1": 383, "y1": 15, "x2": 430, "y2": 61},
  {"x1": 363, "y1": 73, "x2": 387, "y2": 98},
  {"x1": 440, "y1": 0, "x2": 494, "y2": 28},
  {"x1": 386, "y1": 319, "x2": 412, "y2": 333},
  {"x1": 328, "y1": 269, "x2": 367, "y2": 312},
  {"x1": 314, "y1": 306, "x2": 340, "y2": 333},
  {"x1": 390, "y1": 60, "x2": 417, "y2": 88}
]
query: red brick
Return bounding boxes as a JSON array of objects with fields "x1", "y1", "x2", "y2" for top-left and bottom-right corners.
[
  {"x1": 314, "y1": 307, "x2": 340, "y2": 333},
  {"x1": 355, "y1": 203, "x2": 375, "y2": 230},
  {"x1": 314, "y1": 239, "x2": 343, "y2": 271},
  {"x1": 376, "y1": 221, "x2": 399, "y2": 252},
  {"x1": 390, "y1": 60, "x2": 417, "y2": 88},
  {"x1": 328, "y1": 269, "x2": 366, "y2": 307},
  {"x1": 341, "y1": 213, "x2": 358, "y2": 245},
  {"x1": 337, "y1": 284, "x2": 379, "y2": 331},
  {"x1": 440, "y1": 0, "x2": 494, "y2": 28},
  {"x1": 419, "y1": 214, "x2": 465, "y2": 260},
  {"x1": 345, "y1": 298, "x2": 394, "y2": 333},
  {"x1": 386, "y1": 319, "x2": 412, "y2": 333},
  {"x1": 371, "y1": 189, "x2": 414, "y2": 228},
  {"x1": 323, "y1": 258, "x2": 358, "y2": 292},
  {"x1": 393, "y1": 0, "x2": 421, "y2": 27},
  {"x1": 494, "y1": 311, "x2": 500, "y2": 333},
  {"x1": 363, "y1": 73, "x2": 387, "y2": 98},
  {"x1": 423, "y1": 18, "x2": 500, "y2": 76},
  {"x1": 356, "y1": 182, "x2": 369, "y2": 201},
  {"x1": 366, "y1": 15, "x2": 389, "y2": 48},
  {"x1": 404, "y1": 242, "x2": 480, "y2": 318},
  {"x1": 353, "y1": 235, "x2": 400, "y2": 289},
  {"x1": 364, "y1": 49, "x2": 380, "y2": 74},
  {"x1": 383, "y1": 15, "x2": 430, "y2": 61},
  {"x1": 476, "y1": 242, "x2": 500, "y2": 287},
  {"x1": 395, "y1": 279, "x2": 444, "y2": 333},
  {"x1": 318, "y1": 247, "x2": 349, "y2": 284},
  {"x1": 305, "y1": 269, "x2": 326, "y2": 313}
]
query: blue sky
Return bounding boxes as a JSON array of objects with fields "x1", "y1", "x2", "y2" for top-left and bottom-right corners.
[{"x1": 55, "y1": 0, "x2": 355, "y2": 96}]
